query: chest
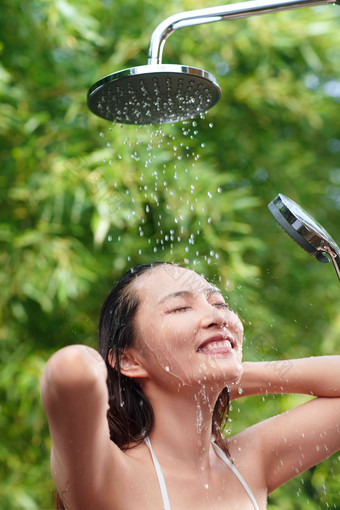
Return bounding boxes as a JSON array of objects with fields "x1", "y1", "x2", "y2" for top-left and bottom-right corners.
[{"x1": 99, "y1": 461, "x2": 267, "y2": 510}]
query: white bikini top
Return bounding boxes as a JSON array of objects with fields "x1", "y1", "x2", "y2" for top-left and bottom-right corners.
[{"x1": 144, "y1": 436, "x2": 260, "y2": 510}]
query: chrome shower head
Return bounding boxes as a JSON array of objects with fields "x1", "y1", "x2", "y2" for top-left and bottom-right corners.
[
  {"x1": 87, "y1": 64, "x2": 221, "y2": 125},
  {"x1": 88, "y1": 0, "x2": 339, "y2": 124},
  {"x1": 269, "y1": 193, "x2": 340, "y2": 282}
]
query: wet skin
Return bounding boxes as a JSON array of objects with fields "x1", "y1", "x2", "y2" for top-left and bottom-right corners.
[
  {"x1": 104, "y1": 266, "x2": 263, "y2": 510},
  {"x1": 41, "y1": 265, "x2": 340, "y2": 510},
  {"x1": 129, "y1": 265, "x2": 244, "y2": 395}
]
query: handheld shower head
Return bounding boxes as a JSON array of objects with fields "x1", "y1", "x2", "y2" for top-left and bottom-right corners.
[
  {"x1": 88, "y1": 0, "x2": 339, "y2": 124},
  {"x1": 268, "y1": 193, "x2": 340, "y2": 282}
]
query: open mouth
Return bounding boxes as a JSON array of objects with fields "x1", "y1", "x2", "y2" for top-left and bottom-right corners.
[{"x1": 197, "y1": 334, "x2": 235, "y2": 354}]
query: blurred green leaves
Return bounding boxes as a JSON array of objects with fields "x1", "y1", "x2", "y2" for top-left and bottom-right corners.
[{"x1": 0, "y1": 0, "x2": 339, "y2": 507}]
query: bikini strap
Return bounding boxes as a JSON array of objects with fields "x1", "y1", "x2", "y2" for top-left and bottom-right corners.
[
  {"x1": 144, "y1": 436, "x2": 172, "y2": 510},
  {"x1": 144, "y1": 436, "x2": 259, "y2": 510},
  {"x1": 211, "y1": 441, "x2": 260, "y2": 510}
]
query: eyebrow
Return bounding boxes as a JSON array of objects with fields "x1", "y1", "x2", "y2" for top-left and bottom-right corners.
[{"x1": 159, "y1": 287, "x2": 221, "y2": 304}]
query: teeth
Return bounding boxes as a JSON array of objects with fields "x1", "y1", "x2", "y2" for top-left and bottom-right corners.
[{"x1": 199, "y1": 340, "x2": 232, "y2": 352}]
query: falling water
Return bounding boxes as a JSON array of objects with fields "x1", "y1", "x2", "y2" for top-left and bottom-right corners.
[{"x1": 97, "y1": 114, "x2": 224, "y2": 273}]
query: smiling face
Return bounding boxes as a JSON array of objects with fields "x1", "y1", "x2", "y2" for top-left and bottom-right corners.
[{"x1": 130, "y1": 265, "x2": 243, "y2": 394}]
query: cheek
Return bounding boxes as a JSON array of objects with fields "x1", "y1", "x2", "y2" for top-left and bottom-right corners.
[
  {"x1": 135, "y1": 319, "x2": 189, "y2": 368},
  {"x1": 140, "y1": 330, "x2": 199, "y2": 385},
  {"x1": 145, "y1": 314, "x2": 193, "y2": 345}
]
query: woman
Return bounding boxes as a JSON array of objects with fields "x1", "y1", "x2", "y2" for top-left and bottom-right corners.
[{"x1": 41, "y1": 262, "x2": 340, "y2": 510}]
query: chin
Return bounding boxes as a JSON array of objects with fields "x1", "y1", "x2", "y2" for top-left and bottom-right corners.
[{"x1": 200, "y1": 357, "x2": 243, "y2": 387}]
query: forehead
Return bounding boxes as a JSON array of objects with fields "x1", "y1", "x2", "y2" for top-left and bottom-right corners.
[{"x1": 133, "y1": 266, "x2": 214, "y2": 302}]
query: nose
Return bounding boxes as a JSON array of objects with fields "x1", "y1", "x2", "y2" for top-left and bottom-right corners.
[
  {"x1": 199, "y1": 300, "x2": 244, "y2": 338},
  {"x1": 200, "y1": 302, "x2": 234, "y2": 330}
]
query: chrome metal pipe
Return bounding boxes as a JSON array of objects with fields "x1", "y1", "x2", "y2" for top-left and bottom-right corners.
[{"x1": 148, "y1": 0, "x2": 339, "y2": 65}]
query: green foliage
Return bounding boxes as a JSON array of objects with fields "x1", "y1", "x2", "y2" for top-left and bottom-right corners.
[{"x1": 1, "y1": 0, "x2": 339, "y2": 507}]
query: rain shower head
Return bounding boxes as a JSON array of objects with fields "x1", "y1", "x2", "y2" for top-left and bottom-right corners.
[
  {"x1": 88, "y1": 0, "x2": 339, "y2": 124},
  {"x1": 87, "y1": 65, "x2": 221, "y2": 125},
  {"x1": 269, "y1": 193, "x2": 340, "y2": 282}
]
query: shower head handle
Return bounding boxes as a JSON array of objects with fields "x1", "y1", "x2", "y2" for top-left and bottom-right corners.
[{"x1": 148, "y1": 0, "x2": 339, "y2": 65}]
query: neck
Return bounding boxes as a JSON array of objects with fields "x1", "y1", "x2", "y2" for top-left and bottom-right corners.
[{"x1": 144, "y1": 383, "x2": 223, "y2": 472}]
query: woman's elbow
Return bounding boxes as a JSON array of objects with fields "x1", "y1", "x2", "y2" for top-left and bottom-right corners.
[{"x1": 41, "y1": 345, "x2": 107, "y2": 405}]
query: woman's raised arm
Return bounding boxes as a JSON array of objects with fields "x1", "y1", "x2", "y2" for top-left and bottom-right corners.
[
  {"x1": 230, "y1": 356, "x2": 340, "y2": 401},
  {"x1": 41, "y1": 345, "x2": 121, "y2": 509},
  {"x1": 228, "y1": 356, "x2": 340, "y2": 493}
]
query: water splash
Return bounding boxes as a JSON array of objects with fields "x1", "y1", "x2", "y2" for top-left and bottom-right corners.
[{"x1": 93, "y1": 115, "x2": 224, "y2": 267}]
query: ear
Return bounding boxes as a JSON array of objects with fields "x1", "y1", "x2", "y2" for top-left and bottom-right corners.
[
  {"x1": 120, "y1": 351, "x2": 149, "y2": 379},
  {"x1": 108, "y1": 347, "x2": 149, "y2": 380}
]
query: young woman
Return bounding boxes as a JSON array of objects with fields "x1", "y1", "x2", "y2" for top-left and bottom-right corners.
[{"x1": 41, "y1": 262, "x2": 340, "y2": 510}]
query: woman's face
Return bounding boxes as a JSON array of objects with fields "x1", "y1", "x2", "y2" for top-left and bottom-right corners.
[{"x1": 131, "y1": 265, "x2": 243, "y2": 392}]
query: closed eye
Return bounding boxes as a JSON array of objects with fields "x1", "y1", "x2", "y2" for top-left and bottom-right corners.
[
  {"x1": 213, "y1": 303, "x2": 229, "y2": 309},
  {"x1": 170, "y1": 307, "x2": 190, "y2": 313}
]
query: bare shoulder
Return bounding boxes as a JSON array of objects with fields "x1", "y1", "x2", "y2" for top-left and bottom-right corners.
[
  {"x1": 225, "y1": 397, "x2": 340, "y2": 494},
  {"x1": 80, "y1": 441, "x2": 163, "y2": 510},
  {"x1": 225, "y1": 422, "x2": 264, "y2": 460},
  {"x1": 224, "y1": 425, "x2": 268, "y2": 489},
  {"x1": 53, "y1": 441, "x2": 153, "y2": 510},
  {"x1": 51, "y1": 440, "x2": 127, "y2": 498}
]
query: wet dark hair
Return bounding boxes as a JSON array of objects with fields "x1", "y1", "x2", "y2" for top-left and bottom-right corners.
[
  {"x1": 55, "y1": 262, "x2": 229, "y2": 508},
  {"x1": 98, "y1": 262, "x2": 167, "y2": 448}
]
